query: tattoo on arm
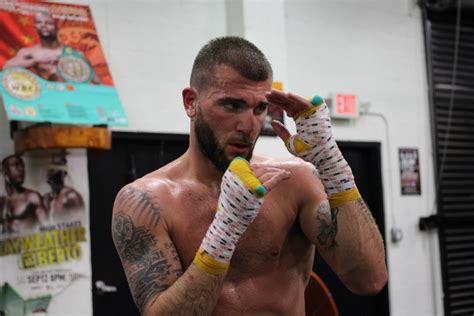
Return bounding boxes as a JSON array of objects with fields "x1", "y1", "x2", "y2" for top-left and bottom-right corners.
[
  {"x1": 357, "y1": 199, "x2": 376, "y2": 225},
  {"x1": 117, "y1": 187, "x2": 161, "y2": 226},
  {"x1": 112, "y1": 212, "x2": 172, "y2": 313},
  {"x1": 316, "y1": 200, "x2": 339, "y2": 250},
  {"x1": 165, "y1": 241, "x2": 183, "y2": 278}
]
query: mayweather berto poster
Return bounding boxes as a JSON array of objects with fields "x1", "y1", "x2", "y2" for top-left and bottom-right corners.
[
  {"x1": 0, "y1": 0, "x2": 127, "y2": 126},
  {"x1": 0, "y1": 151, "x2": 92, "y2": 315}
]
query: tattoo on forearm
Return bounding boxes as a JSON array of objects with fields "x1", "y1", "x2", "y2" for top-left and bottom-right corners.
[
  {"x1": 118, "y1": 187, "x2": 161, "y2": 226},
  {"x1": 165, "y1": 241, "x2": 183, "y2": 277},
  {"x1": 357, "y1": 199, "x2": 376, "y2": 225},
  {"x1": 316, "y1": 201, "x2": 339, "y2": 250},
  {"x1": 112, "y1": 212, "x2": 171, "y2": 313}
]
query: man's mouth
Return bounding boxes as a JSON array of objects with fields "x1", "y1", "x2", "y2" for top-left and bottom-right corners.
[{"x1": 227, "y1": 142, "x2": 252, "y2": 156}]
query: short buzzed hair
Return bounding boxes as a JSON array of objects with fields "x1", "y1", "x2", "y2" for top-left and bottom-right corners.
[
  {"x1": 1, "y1": 155, "x2": 23, "y2": 175},
  {"x1": 1, "y1": 155, "x2": 21, "y2": 169},
  {"x1": 190, "y1": 36, "x2": 273, "y2": 91}
]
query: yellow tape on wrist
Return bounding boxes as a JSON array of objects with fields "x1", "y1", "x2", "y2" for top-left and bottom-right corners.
[
  {"x1": 328, "y1": 187, "x2": 361, "y2": 208},
  {"x1": 293, "y1": 104, "x2": 318, "y2": 120},
  {"x1": 193, "y1": 248, "x2": 229, "y2": 275}
]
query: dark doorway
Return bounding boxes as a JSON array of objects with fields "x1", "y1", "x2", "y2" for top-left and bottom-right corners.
[
  {"x1": 312, "y1": 141, "x2": 390, "y2": 316},
  {"x1": 88, "y1": 132, "x2": 188, "y2": 316}
]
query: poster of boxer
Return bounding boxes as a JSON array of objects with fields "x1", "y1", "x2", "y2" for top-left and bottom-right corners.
[
  {"x1": 0, "y1": 151, "x2": 92, "y2": 315},
  {"x1": 0, "y1": 0, "x2": 127, "y2": 126}
]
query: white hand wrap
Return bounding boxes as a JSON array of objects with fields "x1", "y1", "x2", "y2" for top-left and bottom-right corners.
[
  {"x1": 202, "y1": 170, "x2": 262, "y2": 261},
  {"x1": 287, "y1": 99, "x2": 358, "y2": 198},
  {"x1": 193, "y1": 158, "x2": 265, "y2": 274}
]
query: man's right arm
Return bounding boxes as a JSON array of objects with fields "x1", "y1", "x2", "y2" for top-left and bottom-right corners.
[
  {"x1": 3, "y1": 48, "x2": 37, "y2": 69},
  {"x1": 112, "y1": 185, "x2": 226, "y2": 315},
  {"x1": 112, "y1": 159, "x2": 289, "y2": 315}
]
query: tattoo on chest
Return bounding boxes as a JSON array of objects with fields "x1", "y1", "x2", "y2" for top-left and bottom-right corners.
[
  {"x1": 112, "y1": 212, "x2": 171, "y2": 312},
  {"x1": 316, "y1": 201, "x2": 339, "y2": 250},
  {"x1": 118, "y1": 187, "x2": 161, "y2": 226}
]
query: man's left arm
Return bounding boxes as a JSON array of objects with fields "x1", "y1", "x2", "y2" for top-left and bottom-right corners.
[
  {"x1": 299, "y1": 180, "x2": 387, "y2": 295},
  {"x1": 267, "y1": 90, "x2": 388, "y2": 295}
]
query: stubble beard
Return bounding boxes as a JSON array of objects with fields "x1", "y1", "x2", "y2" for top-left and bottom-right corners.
[
  {"x1": 39, "y1": 33, "x2": 58, "y2": 44},
  {"x1": 195, "y1": 108, "x2": 254, "y2": 172}
]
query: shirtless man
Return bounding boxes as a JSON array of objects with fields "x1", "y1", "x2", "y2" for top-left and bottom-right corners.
[
  {"x1": 3, "y1": 11, "x2": 97, "y2": 83},
  {"x1": 43, "y1": 167, "x2": 84, "y2": 223},
  {"x1": 1, "y1": 155, "x2": 48, "y2": 233},
  {"x1": 112, "y1": 36, "x2": 388, "y2": 315}
]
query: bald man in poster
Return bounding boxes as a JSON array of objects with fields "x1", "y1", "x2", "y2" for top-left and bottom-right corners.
[
  {"x1": 3, "y1": 11, "x2": 98, "y2": 83},
  {"x1": 1, "y1": 155, "x2": 48, "y2": 233}
]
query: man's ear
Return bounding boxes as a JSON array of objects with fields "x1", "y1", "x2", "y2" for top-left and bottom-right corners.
[{"x1": 182, "y1": 87, "x2": 198, "y2": 118}]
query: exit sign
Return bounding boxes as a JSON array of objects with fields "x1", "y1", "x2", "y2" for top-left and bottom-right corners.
[{"x1": 329, "y1": 93, "x2": 359, "y2": 119}]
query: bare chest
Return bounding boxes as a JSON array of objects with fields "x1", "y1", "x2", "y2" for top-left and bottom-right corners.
[
  {"x1": 34, "y1": 47, "x2": 62, "y2": 64},
  {"x1": 168, "y1": 189, "x2": 305, "y2": 276},
  {"x1": 7, "y1": 193, "x2": 36, "y2": 216}
]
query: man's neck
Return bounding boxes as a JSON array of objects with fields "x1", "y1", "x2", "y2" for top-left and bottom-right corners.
[
  {"x1": 50, "y1": 185, "x2": 64, "y2": 198},
  {"x1": 6, "y1": 182, "x2": 25, "y2": 196},
  {"x1": 39, "y1": 38, "x2": 62, "y2": 49},
  {"x1": 184, "y1": 143, "x2": 225, "y2": 192}
]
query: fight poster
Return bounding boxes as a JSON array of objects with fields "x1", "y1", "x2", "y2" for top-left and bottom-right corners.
[
  {"x1": 0, "y1": 151, "x2": 92, "y2": 315},
  {"x1": 0, "y1": 0, "x2": 127, "y2": 126},
  {"x1": 399, "y1": 148, "x2": 421, "y2": 195}
]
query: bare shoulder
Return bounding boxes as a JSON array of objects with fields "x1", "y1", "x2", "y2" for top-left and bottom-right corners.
[
  {"x1": 114, "y1": 177, "x2": 167, "y2": 229},
  {"x1": 25, "y1": 189, "x2": 43, "y2": 203},
  {"x1": 16, "y1": 46, "x2": 36, "y2": 56},
  {"x1": 112, "y1": 158, "x2": 184, "y2": 228},
  {"x1": 252, "y1": 154, "x2": 326, "y2": 199}
]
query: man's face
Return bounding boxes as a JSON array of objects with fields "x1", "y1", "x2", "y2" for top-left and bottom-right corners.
[
  {"x1": 193, "y1": 65, "x2": 271, "y2": 171},
  {"x1": 3, "y1": 156, "x2": 25, "y2": 185},
  {"x1": 47, "y1": 169, "x2": 65, "y2": 190},
  {"x1": 34, "y1": 13, "x2": 57, "y2": 39}
]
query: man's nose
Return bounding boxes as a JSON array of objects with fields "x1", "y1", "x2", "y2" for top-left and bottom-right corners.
[{"x1": 236, "y1": 110, "x2": 257, "y2": 134}]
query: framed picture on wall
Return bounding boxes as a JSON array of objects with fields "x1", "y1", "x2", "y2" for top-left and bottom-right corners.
[{"x1": 399, "y1": 147, "x2": 421, "y2": 195}]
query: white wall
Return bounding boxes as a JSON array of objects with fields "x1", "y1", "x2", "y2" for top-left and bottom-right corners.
[{"x1": 1, "y1": 0, "x2": 443, "y2": 315}]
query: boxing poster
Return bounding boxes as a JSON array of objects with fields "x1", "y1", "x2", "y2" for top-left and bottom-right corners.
[
  {"x1": 0, "y1": 0, "x2": 127, "y2": 126},
  {"x1": 0, "y1": 151, "x2": 92, "y2": 315},
  {"x1": 399, "y1": 148, "x2": 421, "y2": 195}
]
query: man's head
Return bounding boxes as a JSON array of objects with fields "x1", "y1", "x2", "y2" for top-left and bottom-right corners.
[
  {"x1": 46, "y1": 152, "x2": 67, "y2": 191},
  {"x1": 185, "y1": 36, "x2": 273, "y2": 171},
  {"x1": 1, "y1": 155, "x2": 25, "y2": 186},
  {"x1": 190, "y1": 36, "x2": 273, "y2": 92},
  {"x1": 46, "y1": 169, "x2": 67, "y2": 192},
  {"x1": 34, "y1": 11, "x2": 58, "y2": 41}
]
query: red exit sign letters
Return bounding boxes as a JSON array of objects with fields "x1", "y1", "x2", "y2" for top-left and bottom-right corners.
[{"x1": 330, "y1": 93, "x2": 359, "y2": 119}]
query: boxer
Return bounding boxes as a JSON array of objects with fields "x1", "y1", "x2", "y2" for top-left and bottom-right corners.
[{"x1": 112, "y1": 36, "x2": 387, "y2": 315}]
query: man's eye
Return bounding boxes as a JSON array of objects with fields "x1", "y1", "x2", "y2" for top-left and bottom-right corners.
[
  {"x1": 223, "y1": 103, "x2": 243, "y2": 111},
  {"x1": 255, "y1": 104, "x2": 268, "y2": 114}
]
